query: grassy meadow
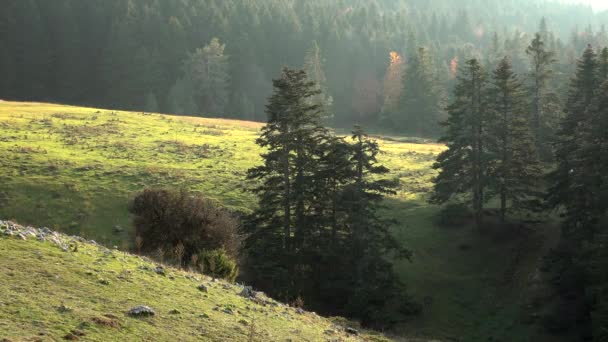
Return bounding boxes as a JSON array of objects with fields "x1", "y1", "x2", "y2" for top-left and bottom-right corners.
[
  {"x1": 0, "y1": 224, "x2": 391, "y2": 341},
  {"x1": 0, "y1": 101, "x2": 560, "y2": 340}
]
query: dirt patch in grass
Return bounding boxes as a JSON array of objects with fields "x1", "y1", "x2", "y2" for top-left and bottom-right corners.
[{"x1": 91, "y1": 316, "x2": 121, "y2": 329}]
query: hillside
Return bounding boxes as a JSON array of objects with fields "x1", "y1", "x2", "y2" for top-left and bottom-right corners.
[
  {"x1": 0, "y1": 220, "x2": 391, "y2": 341},
  {"x1": 0, "y1": 101, "x2": 560, "y2": 340}
]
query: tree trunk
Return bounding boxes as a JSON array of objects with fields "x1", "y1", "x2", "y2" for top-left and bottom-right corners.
[{"x1": 282, "y1": 146, "x2": 291, "y2": 251}]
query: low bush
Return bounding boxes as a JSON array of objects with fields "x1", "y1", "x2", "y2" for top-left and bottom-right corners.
[
  {"x1": 198, "y1": 248, "x2": 239, "y2": 282},
  {"x1": 129, "y1": 188, "x2": 241, "y2": 267}
]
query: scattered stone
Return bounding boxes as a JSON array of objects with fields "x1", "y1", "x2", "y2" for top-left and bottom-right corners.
[
  {"x1": 239, "y1": 286, "x2": 257, "y2": 298},
  {"x1": 91, "y1": 316, "x2": 120, "y2": 329},
  {"x1": 345, "y1": 327, "x2": 359, "y2": 336},
  {"x1": 168, "y1": 309, "x2": 181, "y2": 315},
  {"x1": 127, "y1": 305, "x2": 155, "y2": 317},
  {"x1": 222, "y1": 308, "x2": 234, "y2": 315},
  {"x1": 197, "y1": 284, "x2": 208, "y2": 293},
  {"x1": 185, "y1": 274, "x2": 200, "y2": 281},
  {"x1": 154, "y1": 266, "x2": 165, "y2": 276},
  {"x1": 238, "y1": 319, "x2": 249, "y2": 326},
  {"x1": 295, "y1": 308, "x2": 304, "y2": 315},
  {"x1": 98, "y1": 279, "x2": 110, "y2": 286},
  {"x1": 199, "y1": 313, "x2": 210, "y2": 319},
  {"x1": 222, "y1": 284, "x2": 232, "y2": 290}
]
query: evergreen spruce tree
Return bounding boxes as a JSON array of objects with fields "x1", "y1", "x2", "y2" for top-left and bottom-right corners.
[
  {"x1": 431, "y1": 59, "x2": 489, "y2": 229},
  {"x1": 546, "y1": 46, "x2": 608, "y2": 341},
  {"x1": 526, "y1": 32, "x2": 556, "y2": 155},
  {"x1": 303, "y1": 41, "x2": 333, "y2": 114},
  {"x1": 548, "y1": 45, "x2": 599, "y2": 230},
  {"x1": 396, "y1": 47, "x2": 445, "y2": 137},
  {"x1": 342, "y1": 126, "x2": 416, "y2": 326},
  {"x1": 599, "y1": 47, "x2": 608, "y2": 82},
  {"x1": 184, "y1": 38, "x2": 230, "y2": 116},
  {"x1": 487, "y1": 57, "x2": 542, "y2": 222},
  {"x1": 244, "y1": 67, "x2": 327, "y2": 297}
]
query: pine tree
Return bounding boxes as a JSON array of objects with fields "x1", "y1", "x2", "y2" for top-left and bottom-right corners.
[
  {"x1": 431, "y1": 59, "x2": 489, "y2": 229},
  {"x1": 244, "y1": 67, "x2": 327, "y2": 296},
  {"x1": 381, "y1": 51, "x2": 405, "y2": 116},
  {"x1": 184, "y1": 38, "x2": 230, "y2": 116},
  {"x1": 303, "y1": 41, "x2": 333, "y2": 114},
  {"x1": 341, "y1": 126, "x2": 416, "y2": 326},
  {"x1": 526, "y1": 32, "x2": 556, "y2": 153},
  {"x1": 396, "y1": 47, "x2": 445, "y2": 137},
  {"x1": 599, "y1": 47, "x2": 608, "y2": 82},
  {"x1": 546, "y1": 47, "x2": 608, "y2": 341},
  {"x1": 487, "y1": 57, "x2": 542, "y2": 222},
  {"x1": 548, "y1": 45, "x2": 599, "y2": 230}
]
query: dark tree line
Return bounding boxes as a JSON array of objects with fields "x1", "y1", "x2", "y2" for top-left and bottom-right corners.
[
  {"x1": 243, "y1": 68, "x2": 418, "y2": 327},
  {"x1": 543, "y1": 45, "x2": 608, "y2": 340},
  {"x1": 1, "y1": 0, "x2": 607, "y2": 135},
  {"x1": 432, "y1": 39, "x2": 608, "y2": 339}
]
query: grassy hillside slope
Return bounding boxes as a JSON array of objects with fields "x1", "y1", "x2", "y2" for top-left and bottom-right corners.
[
  {"x1": 0, "y1": 101, "x2": 560, "y2": 340},
  {"x1": 0, "y1": 220, "x2": 389, "y2": 341},
  {"x1": 0, "y1": 101, "x2": 440, "y2": 245}
]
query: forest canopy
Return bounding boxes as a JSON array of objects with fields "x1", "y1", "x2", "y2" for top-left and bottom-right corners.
[{"x1": 1, "y1": 0, "x2": 607, "y2": 135}]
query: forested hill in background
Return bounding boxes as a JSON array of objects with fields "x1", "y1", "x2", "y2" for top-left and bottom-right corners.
[{"x1": 1, "y1": 0, "x2": 607, "y2": 132}]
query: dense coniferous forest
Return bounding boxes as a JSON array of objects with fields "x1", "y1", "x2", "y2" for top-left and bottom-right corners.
[
  {"x1": 1, "y1": 0, "x2": 607, "y2": 134},
  {"x1": 4, "y1": 0, "x2": 608, "y2": 341}
]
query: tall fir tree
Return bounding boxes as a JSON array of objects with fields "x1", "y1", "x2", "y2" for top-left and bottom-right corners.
[
  {"x1": 341, "y1": 126, "x2": 416, "y2": 326},
  {"x1": 244, "y1": 67, "x2": 327, "y2": 297},
  {"x1": 526, "y1": 31, "x2": 557, "y2": 155},
  {"x1": 303, "y1": 41, "x2": 333, "y2": 115},
  {"x1": 184, "y1": 38, "x2": 230, "y2": 116},
  {"x1": 545, "y1": 46, "x2": 608, "y2": 341},
  {"x1": 244, "y1": 68, "x2": 417, "y2": 327},
  {"x1": 396, "y1": 47, "x2": 445, "y2": 137},
  {"x1": 548, "y1": 45, "x2": 599, "y2": 231},
  {"x1": 431, "y1": 59, "x2": 489, "y2": 229},
  {"x1": 487, "y1": 57, "x2": 542, "y2": 222}
]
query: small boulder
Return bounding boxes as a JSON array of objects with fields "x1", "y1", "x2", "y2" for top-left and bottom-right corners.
[
  {"x1": 345, "y1": 327, "x2": 359, "y2": 336},
  {"x1": 239, "y1": 286, "x2": 256, "y2": 298},
  {"x1": 168, "y1": 309, "x2": 181, "y2": 315},
  {"x1": 197, "y1": 284, "x2": 208, "y2": 293},
  {"x1": 127, "y1": 305, "x2": 155, "y2": 317},
  {"x1": 154, "y1": 266, "x2": 165, "y2": 276}
]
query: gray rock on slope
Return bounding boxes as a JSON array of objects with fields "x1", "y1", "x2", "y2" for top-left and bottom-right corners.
[{"x1": 128, "y1": 305, "x2": 156, "y2": 317}]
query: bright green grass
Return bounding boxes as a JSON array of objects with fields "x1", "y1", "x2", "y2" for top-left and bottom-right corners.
[
  {"x1": 0, "y1": 231, "x2": 390, "y2": 341},
  {"x1": 0, "y1": 101, "x2": 560, "y2": 340}
]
